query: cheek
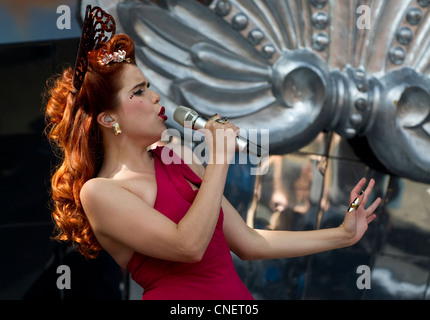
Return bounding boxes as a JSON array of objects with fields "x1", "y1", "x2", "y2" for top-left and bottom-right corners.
[
  {"x1": 123, "y1": 98, "x2": 149, "y2": 116},
  {"x1": 129, "y1": 94, "x2": 144, "y2": 102}
]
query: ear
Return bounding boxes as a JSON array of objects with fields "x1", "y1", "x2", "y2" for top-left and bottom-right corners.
[{"x1": 97, "y1": 112, "x2": 116, "y2": 129}]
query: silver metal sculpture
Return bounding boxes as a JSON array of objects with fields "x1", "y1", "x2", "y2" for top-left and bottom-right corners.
[{"x1": 82, "y1": 0, "x2": 430, "y2": 183}]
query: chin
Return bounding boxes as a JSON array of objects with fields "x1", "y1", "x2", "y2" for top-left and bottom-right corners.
[
  {"x1": 159, "y1": 123, "x2": 167, "y2": 133},
  {"x1": 153, "y1": 125, "x2": 167, "y2": 141}
]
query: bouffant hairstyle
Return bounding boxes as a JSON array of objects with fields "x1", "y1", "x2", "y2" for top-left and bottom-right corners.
[{"x1": 44, "y1": 34, "x2": 135, "y2": 258}]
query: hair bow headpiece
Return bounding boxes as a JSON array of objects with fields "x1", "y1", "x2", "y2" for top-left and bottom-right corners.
[{"x1": 72, "y1": 5, "x2": 116, "y2": 92}]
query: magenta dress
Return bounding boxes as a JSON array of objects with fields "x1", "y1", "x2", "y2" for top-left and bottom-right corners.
[{"x1": 127, "y1": 146, "x2": 253, "y2": 300}]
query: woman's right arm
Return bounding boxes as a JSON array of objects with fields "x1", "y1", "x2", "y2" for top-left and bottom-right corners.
[{"x1": 80, "y1": 119, "x2": 238, "y2": 263}]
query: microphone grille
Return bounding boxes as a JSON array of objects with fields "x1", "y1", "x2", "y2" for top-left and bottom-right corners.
[{"x1": 173, "y1": 106, "x2": 197, "y2": 126}]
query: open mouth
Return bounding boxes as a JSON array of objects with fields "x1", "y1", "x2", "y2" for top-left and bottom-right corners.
[{"x1": 158, "y1": 107, "x2": 168, "y2": 121}]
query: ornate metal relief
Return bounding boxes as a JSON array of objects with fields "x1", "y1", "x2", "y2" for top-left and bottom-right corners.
[{"x1": 82, "y1": 0, "x2": 430, "y2": 183}]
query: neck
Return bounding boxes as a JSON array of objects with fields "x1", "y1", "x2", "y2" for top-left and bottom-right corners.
[{"x1": 98, "y1": 138, "x2": 155, "y2": 178}]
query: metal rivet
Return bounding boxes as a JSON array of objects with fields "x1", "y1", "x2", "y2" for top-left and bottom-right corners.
[
  {"x1": 312, "y1": 12, "x2": 329, "y2": 30},
  {"x1": 248, "y1": 29, "x2": 265, "y2": 46},
  {"x1": 310, "y1": 0, "x2": 328, "y2": 9},
  {"x1": 396, "y1": 26, "x2": 414, "y2": 45},
  {"x1": 406, "y1": 7, "x2": 423, "y2": 25},
  {"x1": 262, "y1": 45, "x2": 275, "y2": 59},
  {"x1": 389, "y1": 46, "x2": 406, "y2": 65},
  {"x1": 215, "y1": 0, "x2": 232, "y2": 17},
  {"x1": 350, "y1": 113, "x2": 363, "y2": 126},
  {"x1": 312, "y1": 32, "x2": 330, "y2": 51},
  {"x1": 357, "y1": 82, "x2": 367, "y2": 93},
  {"x1": 355, "y1": 98, "x2": 368, "y2": 111},
  {"x1": 355, "y1": 69, "x2": 366, "y2": 79},
  {"x1": 232, "y1": 13, "x2": 248, "y2": 30},
  {"x1": 418, "y1": 0, "x2": 430, "y2": 8}
]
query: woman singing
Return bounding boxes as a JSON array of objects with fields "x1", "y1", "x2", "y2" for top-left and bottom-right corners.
[{"x1": 44, "y1": 6, "x2": 381, "y2": 300}]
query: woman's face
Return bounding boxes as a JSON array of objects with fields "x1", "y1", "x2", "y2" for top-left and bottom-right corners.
[{"x1": 115, "y1": 64, "x2": 167, "y2": 143}]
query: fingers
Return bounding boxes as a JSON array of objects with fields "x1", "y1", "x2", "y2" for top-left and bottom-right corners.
[
  {"x1": 365, "y1": 197, "x2": 382, "y2": 216},
  {"x1": 351, "y1": 178, "x2": 367, "y2": 200},
  {"x1": 350, "y1": 178, "x2": 382, "y2": 222},
  {"x1": 365, "y1": 198, "x2": 381, "y2": 224},
  {"x1": 205, "y1": 116, "x2": 239, "y2": 134},
  {"x1": 351, "y1": 178, "x2": 376, "y2": 206},
  {"x1": 204, "y1": 116, "x2": 240, "y2": 165},
  {"x1": 366, "y1": 213, "x2": 377, "y2": 224}
]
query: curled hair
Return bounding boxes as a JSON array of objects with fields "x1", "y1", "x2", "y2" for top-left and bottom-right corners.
[{"x1": 44, "y1": 34, "x2": 135, "y2": 258}]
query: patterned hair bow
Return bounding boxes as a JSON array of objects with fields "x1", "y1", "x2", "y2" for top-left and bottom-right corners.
[{"x1": 72, "y1": 5, "x2": 116, "y2": 92}]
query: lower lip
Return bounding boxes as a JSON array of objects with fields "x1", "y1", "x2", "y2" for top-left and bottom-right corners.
[{"x1": 158, "y1": 107, "x2": 167, "y2": 121}]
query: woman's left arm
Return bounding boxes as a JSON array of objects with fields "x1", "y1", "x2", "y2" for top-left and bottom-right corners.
[{"x1": 223, "y1": 178, "x2": 382, "y2": 261}]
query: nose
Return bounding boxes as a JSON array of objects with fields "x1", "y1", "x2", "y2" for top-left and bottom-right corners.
[{"x1": 153, "y1": 90, "x2": 160, "y2": 104}]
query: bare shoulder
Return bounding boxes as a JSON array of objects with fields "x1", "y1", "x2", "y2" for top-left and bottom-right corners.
[
  {"x1": 80, "y1": 177, "x2": 116, "y2": 204},
  {"x1": 79, "y1": 177, "x2": 152, "y2": 268},
  {"x1": 79, "y1": 177, "x2": 136, "y2": 218}
]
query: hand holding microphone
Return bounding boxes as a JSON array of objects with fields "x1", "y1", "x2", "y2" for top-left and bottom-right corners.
[
  {"x1": 207, "y1": 112, "x2": 240, "y2": 165},
  {"x1": 173, "y1": 106, "x2": 267, "y2": 158}
]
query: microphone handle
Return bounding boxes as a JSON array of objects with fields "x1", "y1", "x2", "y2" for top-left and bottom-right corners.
[
  {"x1": 193, "y1": 116, "x2": 207, "y2": 130},
  {"x1": 237, "y1": 136, "x2": 265, "y2": 157},
  {"x1": 191, "y1": 116, "x2": 266, "y2": 157}
]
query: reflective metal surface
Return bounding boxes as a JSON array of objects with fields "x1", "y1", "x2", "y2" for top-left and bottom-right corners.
[
  {"x1": 225, "y1": 132, "x2": 430, "y2": 300},
  {"x1": 86, "y1": 0, "x2": 430, "y2": 183}
]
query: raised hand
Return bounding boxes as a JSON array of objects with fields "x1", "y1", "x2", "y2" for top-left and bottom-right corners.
[{"x1": 340, "y1": 178, "x2": 382, "y2": 246}]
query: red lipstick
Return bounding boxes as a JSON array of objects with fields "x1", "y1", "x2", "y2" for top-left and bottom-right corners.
[{"x1": 158, "y1": 107, "x2": 167, "y2": 121}]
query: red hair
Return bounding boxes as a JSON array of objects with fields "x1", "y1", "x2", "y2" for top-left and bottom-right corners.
[{"x1": 44, "y1": 34, "x2": 135, "y2": 258}]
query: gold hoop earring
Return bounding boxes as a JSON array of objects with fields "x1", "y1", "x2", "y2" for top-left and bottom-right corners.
[{"x1": 113, "y1": 123, "x2": 122, "y2": 135}]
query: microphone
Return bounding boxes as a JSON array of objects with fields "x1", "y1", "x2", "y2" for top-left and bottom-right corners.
[{"x1": 173, "y1": 106, "x2": 267, "y2": 157}]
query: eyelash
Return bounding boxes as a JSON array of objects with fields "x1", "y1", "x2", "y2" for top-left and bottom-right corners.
[{"x1": 133, "y1": 83, "x2": 150, "y2": 96}]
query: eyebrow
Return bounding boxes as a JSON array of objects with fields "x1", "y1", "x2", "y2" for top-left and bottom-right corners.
[{"x1": 130, "y1": 81, "x2": 150, "y2": 92}]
